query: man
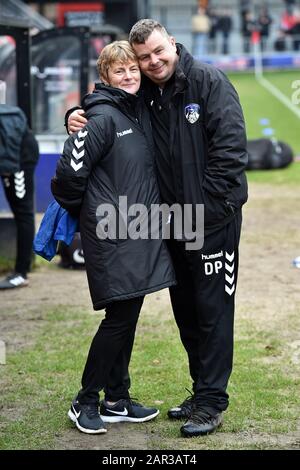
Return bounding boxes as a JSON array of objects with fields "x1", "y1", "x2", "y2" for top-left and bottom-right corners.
[
  {"x1": 67, "y1": 19, "x2": 248, "y2": 437},
  {"x1": 0, "y1": 105, "x2": 39, "y2": 289}
]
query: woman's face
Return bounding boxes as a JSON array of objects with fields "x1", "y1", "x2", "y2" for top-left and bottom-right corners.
[{"x1": 107, "y1": 60, "x2": 141, "y2": 94}]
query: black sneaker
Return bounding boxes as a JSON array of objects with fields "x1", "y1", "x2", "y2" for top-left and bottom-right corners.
[
  {"x1": 0, "y1": 272, "x2": 29, "y2": 290},
  {"x1": 167, "y1": 390, "x2": 195, "y2": 420},
  {"x1": 100, "y1": 398, "x2": 159, "y2": 423},
  {"x1": 180, "y1": 408, "x2": 223, "y2": 437},
  {"x1": 68, "y1": 399, "x2": 107, "y2": 434}
]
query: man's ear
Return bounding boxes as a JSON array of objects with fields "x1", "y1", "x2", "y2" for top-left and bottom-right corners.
[{"x1": 169, "y1": 36, "x2": 176, "y2": 48}]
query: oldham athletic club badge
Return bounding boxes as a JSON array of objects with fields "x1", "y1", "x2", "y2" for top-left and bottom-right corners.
[{"x1": 185, "y1": 103, "x2": 200, "y2": 124}]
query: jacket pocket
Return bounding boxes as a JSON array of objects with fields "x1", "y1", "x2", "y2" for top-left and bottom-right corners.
[
  {"x1": 227, "y1": 174, "x2": 248, "y2": 210},
  {"x1": 203, "y1": 189, "x2": 234, "y2": 226}
]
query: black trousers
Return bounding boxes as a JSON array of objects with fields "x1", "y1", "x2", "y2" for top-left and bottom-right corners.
[
  {"x1": 1, "y1": 168, "x2": 35, "y2": 276},
  {"x1": 91, "y1": 213, "x2": 242, "y2": 410},
  {"x1": 167, "y1": 212, "x2": 242, "y2": 413},
  {"x1": 77, "y1": 296, "x2": 144, "y2": 404}
]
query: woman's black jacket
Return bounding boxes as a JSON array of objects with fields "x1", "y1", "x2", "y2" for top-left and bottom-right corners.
[{"x1": 52, "y1": 84, "x2": 176, "y2": 310}]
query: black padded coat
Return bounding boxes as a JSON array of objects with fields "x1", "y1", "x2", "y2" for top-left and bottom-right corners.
[{"x1": 51, "y1": 84, "x2": 176, "y2": 310}]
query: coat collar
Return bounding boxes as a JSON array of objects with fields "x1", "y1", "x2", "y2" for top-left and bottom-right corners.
[{"x1": 173, "y1": 43, "x2": 193, "y2": 94}]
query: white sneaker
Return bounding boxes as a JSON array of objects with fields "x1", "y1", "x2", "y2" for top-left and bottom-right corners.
[{"x1": 0, "y1": 273, "x2": 29, "y2": 289}]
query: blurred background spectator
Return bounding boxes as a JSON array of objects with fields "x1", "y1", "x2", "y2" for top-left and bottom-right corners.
[
  {"x1": 217, "y1": 7, "x2": 233, "y2": 54},
  {"x1": 207, "y1": 7, "x2": 219, "y2": 53},
  {"x1": 281, "y1": 3, "x2": 300, "y2": 50},
  {"x1": 191, "y1": 6, "x2": 211, "y2": 56},
  {"x1": 274, "y1": 29, "x2": 288, "y2": 50},
  {"x1": 289, "y1": 8, "x2": 300, "y2": 49},
  {"x1": 257, "y1": 6, "x2": 273, "y2": 51},
  {"x1": 242, "y1": 11, "x2": 257, "y2": 53},
  {"x1": 283, "y1": 0, "x2": 296, "y2": 15}
]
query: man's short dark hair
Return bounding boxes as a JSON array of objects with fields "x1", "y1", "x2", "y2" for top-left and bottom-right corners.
[{"x1": 129, "y1": 19, "x2": 169, "y2": 45}]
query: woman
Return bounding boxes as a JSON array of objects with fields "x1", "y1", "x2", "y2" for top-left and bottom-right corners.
[{"x1": 51, "y1": 41, "x2": 175, "y2": 435}]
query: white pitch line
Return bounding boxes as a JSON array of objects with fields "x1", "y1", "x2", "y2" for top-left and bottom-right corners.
[{"x1": 256, "y1": 75, "x2": 300, "y2": 120}]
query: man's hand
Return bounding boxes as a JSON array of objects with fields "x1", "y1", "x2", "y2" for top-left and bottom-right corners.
[{"x1": 68, "y1": 109, "x2": 87, "y2": 134}]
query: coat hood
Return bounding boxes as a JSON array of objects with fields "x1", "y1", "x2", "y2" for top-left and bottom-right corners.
[
  {"x1": 82, "y1": 83, "x2": 140, "y2": 117},
  {"x1": 176, "y1": 43, "x2": 194, "y2": 76}
]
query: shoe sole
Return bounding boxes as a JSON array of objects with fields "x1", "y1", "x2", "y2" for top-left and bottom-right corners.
[
  {"x1": 180, "y1": 422, "x2": 222, "y2": 438},
  {"x1": 100, "y1": 410, "x2": 159, "y2": 423},
  {"x1": 68, "y1": 409, "x2": 107, "y2": 434},
  {"x1": 0, "y1": 282, "x2": 29, "y2": 289}
]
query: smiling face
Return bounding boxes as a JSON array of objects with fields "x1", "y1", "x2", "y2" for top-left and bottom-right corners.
[
  {"x1": 106, "y1": 60, "x2": 141, "y2": 94},
  {"x1": 96, "y1": 40, "x2": 141, "y2": 95},
  {"x1": 132, "y1": 29, "x2": 178, "y2": 87}
]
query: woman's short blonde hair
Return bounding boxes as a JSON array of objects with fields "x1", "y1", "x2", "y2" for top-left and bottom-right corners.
[{"x1": 96, "y1": 40, "x2": 138, "y2": 83}]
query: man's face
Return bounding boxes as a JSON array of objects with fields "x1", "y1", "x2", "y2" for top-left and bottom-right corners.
[{"x1": 132, "y1": 29, "x2": 178, "y2": 87}]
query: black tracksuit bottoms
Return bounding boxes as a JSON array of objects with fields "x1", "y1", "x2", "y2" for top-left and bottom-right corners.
[
  {"x1": 77, "y1": 296, "x2": 144, "y2": 404},
  {"x1": 1, "y1": 168, "x2": 35, "y2": 277},
  {"x1": 167, "y1": 211, "x2": 242, "y2": 413},
  {"x1": 78, "y1": 212, "x2": 242, "y2": 408}
]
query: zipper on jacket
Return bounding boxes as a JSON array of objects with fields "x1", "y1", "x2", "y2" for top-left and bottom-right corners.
[{"x1": 168, "y1": 99, "x2": 182, "y2": 204}]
